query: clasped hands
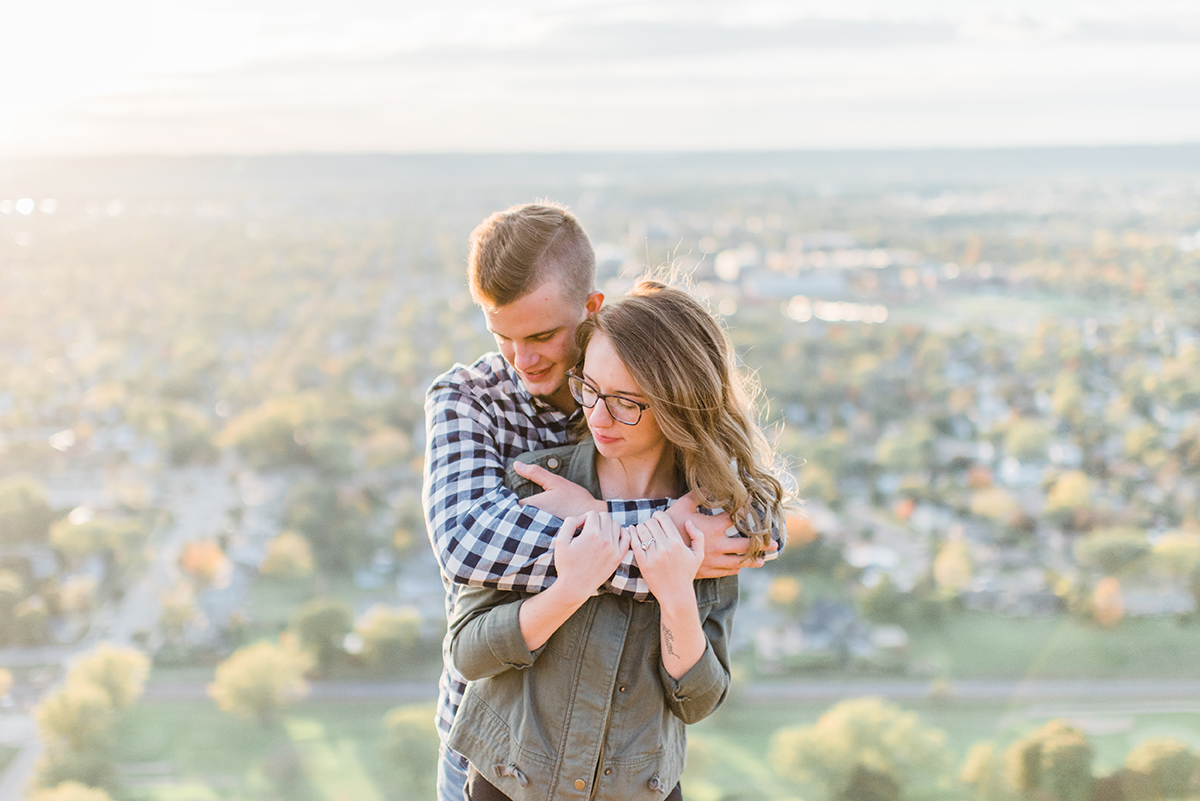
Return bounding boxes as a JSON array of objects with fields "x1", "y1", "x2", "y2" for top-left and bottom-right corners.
[
  {"x1": 512, "y1": 459, "x2": 775, "y2": 580},
  {"x1": 551, "y1": 509, "x2": 704, "y2": 603}
]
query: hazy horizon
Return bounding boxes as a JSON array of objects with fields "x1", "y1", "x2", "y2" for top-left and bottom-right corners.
[{"x1": 3, "y1": 0, "x2": 1198, "y2": 157}]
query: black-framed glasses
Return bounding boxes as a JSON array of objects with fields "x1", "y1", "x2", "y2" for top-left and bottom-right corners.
[{"x1": 566, "y1": 370, "x2": 650, "y2": 426}]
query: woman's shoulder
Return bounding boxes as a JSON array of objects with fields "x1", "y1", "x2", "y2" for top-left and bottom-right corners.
[{"x1": 504, "y1": 439, "x2": 599, "y2": 499}]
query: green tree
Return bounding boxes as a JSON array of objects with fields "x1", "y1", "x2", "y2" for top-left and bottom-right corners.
[
  {"x1": 1005, "y1": 419, "x2": 1051, "y2": 462},
  {"x1": 356, "y1": 605, "x2": 423, "y2": 672},
  {"x1": 1074, "y1": 528, "x2": 1151, "y2": 577},
  {"x1": 1122, "y1": 739, "x2": 1197, "y2": 800},
  {"x1": 771, "y1": 697, "x2": 950, "y2": 798},
  {"x1": 33, "y1": 683, "x2": 117, "y2": 790},
  {"x1": 27, "y1": 782, "x2": 114, "y2": 801},
  {"x1": 1005, "y1": 720, "x2": 1093, "y2": 801},
  {"x1": 15, "y1": 595, "x2": 50, "y2": 645},
  {"x1": 960, "y1": 741, "x2": 1009, "y2": 801},
  {"x1": 290, "y1": 598, "x2": 353, "y2": 675},
  {"x1": 218, "y1": 394, "x2": 319, "y2": 469},
  {"x1": 65, "y1": 645, "x2": 150, "y2": 710},
  {"x1": 260, "y1": 530, "x2": 315, "y2": 579},
  {"x1": 284, "y1": 480, "x2": 370, "y2": 574},
  {"x1": 380, "y1": 704, "x2": 439, "y2": 796},
  {"x1": 208, "y1": 640, "x2": 311, "y2": 724},
  {"x1": 0, "y1": 476, "x2": 55, "y2": 545},
  {"x1": 1044, "y1": 471, "x2": 1092, "y2": 531}
]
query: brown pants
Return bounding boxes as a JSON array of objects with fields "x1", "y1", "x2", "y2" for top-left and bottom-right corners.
[{"x1": 465, "y1": 764, "x2": 683, "y2": 801}]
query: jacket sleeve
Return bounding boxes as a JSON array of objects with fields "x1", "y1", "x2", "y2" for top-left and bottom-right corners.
[
  {"x1": 448, "y1": 584, "x2": 546, "y2": 680},
  {"x1": 657, "y1": 576, "x2": 738, "y2": 724}
]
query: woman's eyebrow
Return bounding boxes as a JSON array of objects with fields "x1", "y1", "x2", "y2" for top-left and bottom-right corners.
[{"x1": 580, "y1": 370, "x2": 646, "y2": 399}]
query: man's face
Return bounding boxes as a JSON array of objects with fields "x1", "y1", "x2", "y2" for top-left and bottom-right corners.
[{"x1": 483, "y1": 278, "x2": 603, "y2": 414}]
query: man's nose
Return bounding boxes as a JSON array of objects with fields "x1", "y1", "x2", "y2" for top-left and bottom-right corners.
[{"x1": 513, "y1": 344, "x2": 540, "y2": 371}]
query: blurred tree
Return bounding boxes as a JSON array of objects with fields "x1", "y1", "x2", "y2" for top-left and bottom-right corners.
[
  {"x1": 1051, "y1": 374, "x2": 1084, "y2": 420},
  {"x1": 859, "y1": 574, "x2": 908, "y2": 626},
  {"x1": 284, "y1": 480, "x2": 369, "y2": 575},
  {"x1": 1074, "y1": 529, "x2": 1151, "y2": 576},
  {"x1": 65, "y1": 644, "x2": 149, "y2": 710},
  {"x1": 158, "y1": 587, "x2": 196, "y2": 647},
  {"x1": 178, "y1": 539, "x2": 228, "y2": 588},
  {"x1": 356, "y1": 605, "x2": 423, "y2": 672},
  {"x1": 933, "y1": 536, "x2": 973, "y2": 595},
  {"x1": 15, "y1": 595, "x2": 50, "y2": 646},
  {"x1": 1005, "y1": 419, "x2": 1051, "y2": 462},
  {"x1": 960, "y1": 741, "x2": 1007, "y2": 801},
  {"x1": 218, "y1": 394, "x2": 318, "y2": 470},
  {"x1": 1150, "y1": 532, "x2": 1200, "y2": 583},
  {"x1": 0, "y1": 570, "x2": 26, "y2": 645},
  {"x1": 1122, "y1": 739, "x2": 1198, "y2": 800},
  {"x1": 26, "y1": 782, "x2": 114, "y2": 801},
  {"x1": 1125, "y1": 423, "x2": 1163, "y2": 462},
  {"x1": 290, "y1": 598, "x2": 353, "y2": 675},
  {"x1": 208, "y1": 639, "x2": 311, "y2": 724},
  {"x1": 771, "y1": 697, "x2": 950, "y2": 798},
  {"x1": 260, "y1": 530, "x2": 315, "y2": 580},
  {"x1": 0, "y1": 476, "x2": 55, "y2": 545},
  {"x1": 875, "y1": 423, "x2": 933, "y2": 475},
  {"x1": 380, "y1": 704, "x2": 439, "y2": 797},
  {"x1": 1044, "y1": 471, "x2": 1093, "y2": 531},
  {"x1": 1005, "y1": 720, "x2": 1094, "y2": 801},
  {"x1": 1092, "y1": 577, "x2": 1125, "y2": 628},
  {"x1": 766, "y1": 575, "x2": 804, "y2": 619},
  {"x1": 49, "y1": 516, "x2": 147, "y2": 569},
  {"x1": 33, "y1": 682, "x2": 117, "y2": 791}
]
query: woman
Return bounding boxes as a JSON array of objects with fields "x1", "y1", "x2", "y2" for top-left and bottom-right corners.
[{"x1": 446, "y1": 280, "x2": 787, "y2": 801}]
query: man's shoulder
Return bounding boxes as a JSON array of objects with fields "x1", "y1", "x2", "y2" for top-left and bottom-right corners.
[{"x1": 427, "y1": 353, "x2": 519, "y2": 400}]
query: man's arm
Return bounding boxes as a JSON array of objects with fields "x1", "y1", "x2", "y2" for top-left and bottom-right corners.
[{"x1": 423, "y1": 380, "x2": 658, "y2": 597}]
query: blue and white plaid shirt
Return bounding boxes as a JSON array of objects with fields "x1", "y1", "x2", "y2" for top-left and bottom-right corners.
[{"x1": 422, "y1": 353, "x2": 668, "y2": 742}]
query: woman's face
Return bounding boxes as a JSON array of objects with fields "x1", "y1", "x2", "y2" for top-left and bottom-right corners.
[{"x1": 581, "y1": 332, "x2": 668, "y2": 462}]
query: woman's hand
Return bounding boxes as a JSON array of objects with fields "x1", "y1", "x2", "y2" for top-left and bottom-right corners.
[
  {"x1": 520, "y1": 511, "x2": 629, "y2": 651},
  {"x1": 553, "y1": 510, "x2": 630, "y2": 598},
  {"x1": 630, "y1": 512, "x2": 704, "y2": 604},
  {"x1": 631, "y1": 512, "x2": 708, "y2": 680}
]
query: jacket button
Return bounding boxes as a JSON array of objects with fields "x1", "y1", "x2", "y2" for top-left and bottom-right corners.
[
  {"x1": 547, "y1": 456, "x2": 561, "y2": 470},
  {"x1": 574, "y1": 779, "x2": 586, "y2": 790},
  {"x1": 619, "y1": 685, "x2": 626, "y2": 692},
  {"x1": 604, "y1": 768, "x2": 612, "y2": 776}
]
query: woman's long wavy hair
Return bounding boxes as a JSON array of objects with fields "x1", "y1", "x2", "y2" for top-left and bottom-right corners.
[{"x1": 575, "y1": 279, "x2": 787, "y2": 557}]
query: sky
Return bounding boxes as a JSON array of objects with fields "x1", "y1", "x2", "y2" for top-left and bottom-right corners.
[{"x1": 1, "y1": 0, "x2": 1199, "y2": 156}]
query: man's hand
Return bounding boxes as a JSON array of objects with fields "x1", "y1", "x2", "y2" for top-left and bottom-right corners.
[
  {"x1": 512, "y1": 460, "x2": 606, "y2": 518},
  {"x1": 665, "y1": 491, "x2": 776, "y2": 578}
]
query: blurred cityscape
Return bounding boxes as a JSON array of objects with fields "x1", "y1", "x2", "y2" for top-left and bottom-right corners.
[{"x1": 2, "y1": 149, "x2": 1200, "y2": 800}]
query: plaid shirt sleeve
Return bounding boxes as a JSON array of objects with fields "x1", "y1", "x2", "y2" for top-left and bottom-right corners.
[{"x1": 423, "y1": 379, "x2": 663, "y2": 597}]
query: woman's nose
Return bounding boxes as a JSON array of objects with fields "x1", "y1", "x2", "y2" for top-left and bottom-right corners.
[{"x1": 587, "y1": 398, "x2": 613, "y2": 426}]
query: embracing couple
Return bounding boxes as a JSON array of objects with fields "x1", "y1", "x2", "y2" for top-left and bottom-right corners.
[{"x1": 422, "y1": 203, "x2": 789, "y2": 801}]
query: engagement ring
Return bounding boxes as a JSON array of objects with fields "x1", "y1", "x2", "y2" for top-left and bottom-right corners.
[{"x1": 641, "y1": 538, "x2": 655, "y2": 550}]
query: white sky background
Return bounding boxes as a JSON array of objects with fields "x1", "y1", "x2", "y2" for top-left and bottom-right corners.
[{"x1": 1, "y1": 0, "x2": 1198, "y2": 155}]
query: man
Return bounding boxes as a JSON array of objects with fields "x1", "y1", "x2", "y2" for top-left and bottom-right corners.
[{"x1": 422, "y1": 202, "x2": 773, "y2": 801}]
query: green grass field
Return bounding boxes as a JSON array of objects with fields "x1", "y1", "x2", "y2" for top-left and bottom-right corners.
[
  {"x1": 904, "y1": 611, "x2": 1200, "y2": 680},
  {"x1": 109, "y1": 692, "x2": 1200, "y2": 801}
]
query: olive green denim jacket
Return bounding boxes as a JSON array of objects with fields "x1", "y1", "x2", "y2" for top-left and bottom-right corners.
[{"x1": 446, "y1": 438, "x2": 738, "y2": 801}]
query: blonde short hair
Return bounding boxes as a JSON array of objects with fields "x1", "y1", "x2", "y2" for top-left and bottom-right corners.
[
  {"x1": 576, "y1": 279, "x2": 787, "y2": 557},
  {"x1": 467, "y1": 202, "x2": 596, "y2": 309}
]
